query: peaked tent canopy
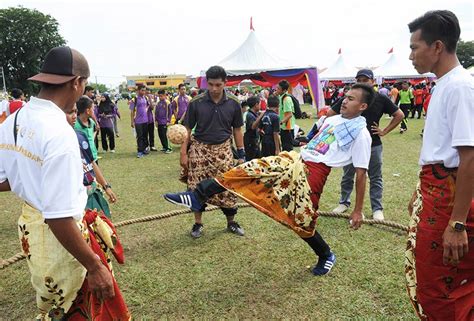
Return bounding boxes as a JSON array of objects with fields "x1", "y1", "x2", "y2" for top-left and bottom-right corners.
[
  {"x1": 319, "y1": 49, "x2": 358, "y2": 81},
  {"x1": 198, "y1": 18, "x2": 323, "y2": 109},
  {"x1": 374, "y1": 50, "x2": 435, "y2": 79}
]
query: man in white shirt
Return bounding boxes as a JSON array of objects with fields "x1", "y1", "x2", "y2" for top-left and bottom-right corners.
[
  {"x1": 165, "y1": 83, "x2": 374, "y2": 277},
  {"x1": 405, "y1": 10, "x2": 474, "y2": 321},
  {"x1": 0, "y1": 47, "x2": 129, "y2": 319}
]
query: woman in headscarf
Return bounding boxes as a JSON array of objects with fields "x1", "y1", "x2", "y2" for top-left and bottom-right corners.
[{"x1": 98, "y1": 93, "x2": 116, "y2": 152}]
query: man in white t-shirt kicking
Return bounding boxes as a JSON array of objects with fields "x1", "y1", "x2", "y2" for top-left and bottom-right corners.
[
  {"x1": 405, "y1": 10, "x2": 474, "y2": 321},
  {"x1": 0, "y1": 47, "x2": 130, "y2": 319},
  {"x1": 165, "y1": 83, "x2": 374, "y2": 276}
]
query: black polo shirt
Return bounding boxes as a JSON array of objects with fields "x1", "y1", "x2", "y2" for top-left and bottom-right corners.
[
  {"x1": 183, "y1": 91, "x2": 243, "y2": 145},
  {"x1": 331, "y1": 92, "x2": 399, "y2": 147}
]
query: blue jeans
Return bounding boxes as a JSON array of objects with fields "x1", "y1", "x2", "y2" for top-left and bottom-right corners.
[{"x1": 339, "y1": 144, "x2": 383, "y2": 212}]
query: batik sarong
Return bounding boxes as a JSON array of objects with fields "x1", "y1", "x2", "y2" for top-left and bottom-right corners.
[
  {"x1": 405, "y1": 164, "x2": 474, "y2": 320},
  {"x1": 86, "y1": 181, "x2": 111, "y2": 218},
  {"x1": 18, "y1": 203, "x2": 131, "y2": 320},
  {"x1": 186, "y1": 137, "x2": 236, "y2": 209},
  {"x1": 216, "y1": 151, "x2": 331, "y2": 238}
]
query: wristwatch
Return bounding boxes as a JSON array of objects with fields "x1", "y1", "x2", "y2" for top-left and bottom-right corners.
[
  {"x1": 449, "y1": 220, "x2": 466, "y2": 232},
  {"x1": 104, "y1": 183, "x2": 112, "y2": 190}
]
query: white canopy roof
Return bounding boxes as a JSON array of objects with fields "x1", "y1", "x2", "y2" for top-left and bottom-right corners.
[
  {"x1": 319, "y1": 52, "x2": 358, "y2": 81},
  {"x1": 374, "y1": 52, "x2": 434, "y2": 79},
  {"x1": 217, "y1": 30, "x2": 298, "y2": 76}
]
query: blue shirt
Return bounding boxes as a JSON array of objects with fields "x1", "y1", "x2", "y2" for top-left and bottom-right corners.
[{"x1": 76, "y1": 130, "x2": 95, "y2": 186}]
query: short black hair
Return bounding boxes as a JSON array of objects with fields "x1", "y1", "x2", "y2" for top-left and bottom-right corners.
[
  {"x1": 137, "y1": 84, "x2": 146, "y2": 90},
  {"x1": 278, "y1": 80, "x2": 290, "y2": 91},
  {"x1": 350, "y1": 83, "x2": 375, "y2": 108},
  {"x1": 158, "y1": 89, "x2": 166, "y2": 95},
  {"x1": 178, "y1": 83, "x2": 185, "y2": 89},
  {"x1": 206, "y1": 65, "x2": 227, "y2": 81},
  {"x1": 84, "y1": 86, "x2": 94, "y2": 93},
  {"x1": 267, "y1": 95, "x2": 279, "y2": 108},
  {"x1": 11, "y1": 88, "x2": 24, "y2": 99},
  {"x1": 247, "y1": 96, "x2": 259, "y2": 108},
  {"x1": 408, "y1": 10, "x2": 460, "y2": 53},
  {"x1": 76, "y1": 95, "x2": 94, "y2": 114},
  {"x1": 241, "y1": 101, "x2": 249, "y2": 108}
]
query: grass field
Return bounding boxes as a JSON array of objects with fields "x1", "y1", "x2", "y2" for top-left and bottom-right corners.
[{"x1": 0, "y1": 101, "x2": 425, "y2": 320}]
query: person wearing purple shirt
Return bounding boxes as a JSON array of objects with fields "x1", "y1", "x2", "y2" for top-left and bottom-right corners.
[
  {"x1": 155, "y1": 89, "x2": 173, "y2": 153},
  {"x1": 130, "y1": 85, "x2": 151, "y2": 158},
  {"x1": 171, "y1": 83, "x2": 191, "y2": 123},
  {"x1": 98, "y1": 93, "x2": 116, "y2": 153},
  {"x1": 146, "y1": 91, "x2": 157, "y2": 152},
  {"x1": 112, "y1": 103, "x2": 121, "y2": 137}
]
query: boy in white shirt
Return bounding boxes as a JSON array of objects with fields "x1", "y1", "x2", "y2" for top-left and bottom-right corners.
[{"x1": 165, "y1": 83, "x2": 374, "y2": 276}]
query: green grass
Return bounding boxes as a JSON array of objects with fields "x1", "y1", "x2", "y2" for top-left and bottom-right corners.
[{"x1": 0, "y1": 101, "x2": 424, "y2": 320}]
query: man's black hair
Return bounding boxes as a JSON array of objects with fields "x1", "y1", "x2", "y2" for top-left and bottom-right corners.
[
  {"x1": 247, "y1": 96, "x2": 259, "y2": 109},
  {"x1": 351, "y1": 83, "x2": 376, "y2": 108},
  {"x1": 84, "y1": 85, "x2": 94, "y2": 93},
  {"x1": 267, "y1": 95, "x2": 280, "y2": 108},
  {"x1": 205, "y1": 66, "x2": 227, "y2": 81},
  {"x1": 408, "y1": 10, "x2": 460, "y2": 53},
  {"x1": 278, "y1": 80, "x2": 290, "y2": 91},
  {"x1": 76, "y1": 95, "x2": 94, "y2": 115},
  {"x1": 241, "y1": 101, "x2": 249, "y2": 108},
  {"x1": 11, "y1": 88, "x2": 24, "y2": 99},
  {"x1": 137, "y1": 84, "x2": 146, "y2": 90},
  {"x1": 178, "y1": 83, "x2": 186, "y2": 89},
  {"x1": 158, "y1": 89, "x2": 166, "y2": 95}
]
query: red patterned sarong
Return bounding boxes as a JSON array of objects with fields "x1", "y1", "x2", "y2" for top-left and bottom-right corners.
[{"x1": 405, "y1": 164, "x2": 474, "y2": 320}]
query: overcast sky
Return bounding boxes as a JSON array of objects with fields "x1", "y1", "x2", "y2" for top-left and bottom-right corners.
[{"x1": 2, "y1": 0, "x2": 473, "y2": 87}]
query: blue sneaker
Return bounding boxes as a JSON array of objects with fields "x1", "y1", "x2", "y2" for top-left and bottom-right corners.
[
  {"x1": 137, "y1": 152, "x2": 144, "y2": 158},
  {"x1": 311, "y1": 252, "x2": 336, "y2": 276},
  {"x1": 164, "y1": 191, "x2": 202, "y2": 212}
]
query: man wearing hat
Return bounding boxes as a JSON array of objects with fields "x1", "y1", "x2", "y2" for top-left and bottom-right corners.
[
  {"x1": 0, "y1": 47, "x2": 130, "y2": 320},
  {"x1": 327, "y1": 69, "x2": 404, "y2": 220}
]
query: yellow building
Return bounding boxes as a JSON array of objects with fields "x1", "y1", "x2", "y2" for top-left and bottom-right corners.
[{"x1": 125, "y1": 74, "x2": 187, "y2": 90}]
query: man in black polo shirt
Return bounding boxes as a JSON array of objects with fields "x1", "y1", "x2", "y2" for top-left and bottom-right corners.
[
  {"x1": 244, "y1": 96, "x2": 263, "y2": 161},
  {"x1": 179, "y1": 66, "x2": 245, "y2": 238},
  {"x1": 327, "y1": 69, "x2": 404, "y2": 220}
]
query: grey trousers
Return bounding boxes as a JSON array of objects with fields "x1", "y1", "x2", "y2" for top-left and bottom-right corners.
[{"x1": 338, "y1": 144, "x2": 383, "y2": 212}]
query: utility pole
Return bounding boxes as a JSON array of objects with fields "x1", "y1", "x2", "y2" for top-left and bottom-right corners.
[{"x1": 0, "y1": 67, "x2": 6, "y2": 94}]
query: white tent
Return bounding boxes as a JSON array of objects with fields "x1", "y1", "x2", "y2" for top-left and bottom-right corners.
[
  {"x1": 319, "y1": 50, "x2": 358, "y2": 81},
  {"x1": 217, "y1": 29, "x2": 296, "y2": 76},
  {"x1": 374, "y1": 51, "x2": 434, "y2": 79}
]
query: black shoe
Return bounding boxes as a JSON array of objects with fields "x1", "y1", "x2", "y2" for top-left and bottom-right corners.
[
  {"x1": 227, "y1": 221, "x2": 245, "y2": 236},
  {"x1": 190, "y1": 223, "x2": 203, "y2": 238}
]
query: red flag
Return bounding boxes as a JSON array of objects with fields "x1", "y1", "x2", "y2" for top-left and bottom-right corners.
[
  {"x1": 388, "y1": 47, "x2": 393, "y2": 54},
  {"x1": 250, "y1": 17, "x2": 255, "y2": 31},
  {"x1": 338, "y1": 48, "x2": 342, "y2": 54}
]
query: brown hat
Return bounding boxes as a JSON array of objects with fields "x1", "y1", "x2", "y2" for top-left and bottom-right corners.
[{"x1": 28, "y1": 46, "x2": 90, "y2": 84}]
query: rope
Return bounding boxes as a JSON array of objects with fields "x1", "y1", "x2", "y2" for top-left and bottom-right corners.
[{"x1": 0, "y1": 203, "x2": 408, "y2": 269}]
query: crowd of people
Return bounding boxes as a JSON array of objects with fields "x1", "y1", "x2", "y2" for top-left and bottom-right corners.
[{"x1": 0, "y1": 9, "x2": 472, "y2": 321}]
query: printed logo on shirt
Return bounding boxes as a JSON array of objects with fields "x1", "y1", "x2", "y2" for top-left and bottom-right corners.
[
  {"x1": 81, "y1": 140, "x2": 89, "y2": 150},
  {"x1": 306, "y1": 123, "x2": 336, "y2": 155}
]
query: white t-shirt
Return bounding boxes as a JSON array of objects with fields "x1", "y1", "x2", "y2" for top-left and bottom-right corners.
[
  {"x1": 0, "y1": 97, "x2": 87, "y2": 220},
  {"x1": 419, "y1": 66, "x2": 474, "y2": 167},
  {"x1": 301, "y1": 115, "x2": 372, "y2": 168}
]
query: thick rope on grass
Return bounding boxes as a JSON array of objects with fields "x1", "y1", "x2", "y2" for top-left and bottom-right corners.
[{"x1": 0, "y1": 203, "x2": 408, "y2": 269}]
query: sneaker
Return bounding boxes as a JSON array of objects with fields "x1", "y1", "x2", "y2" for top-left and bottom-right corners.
[
  {"x1": 190, "y1": 223, "x2": 203, "y2": 238},
  {"x1": 137, "y1": 152, "x2": 144, "y2": 158},
  {"x1": 373, "y1": 210, "x2": 384, "y2": 220},
  {"x1": 163, "y1": 191, "x2": 202, "y2": 212},
  {"x1": 227, "y1": 221, "x2": 245, "y2": 236},
  {"x1": 311, "y1": 252, "x2": 336, "y2": 276},
  {"x1": 144, "y1": 147, "x2": 150, "y2": 154},
  {"x1": 160, "y1": 148, "x2": 167, "y2": 152},
  {"x1": 332, "y1": 204, "x2": 349, "y2": 214},
  {"x1": 110, "y1": 149, "x2": 115, "y2": 153},
  {"x1": 165, "y1": 149, "x2": 173, "y2": 154},
  {"x1": 116, "y1": 134, "x2": 120, "y2": 137},
  {"x1": 151, "y1": 147, "x2": 158, "y2": 152}
]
